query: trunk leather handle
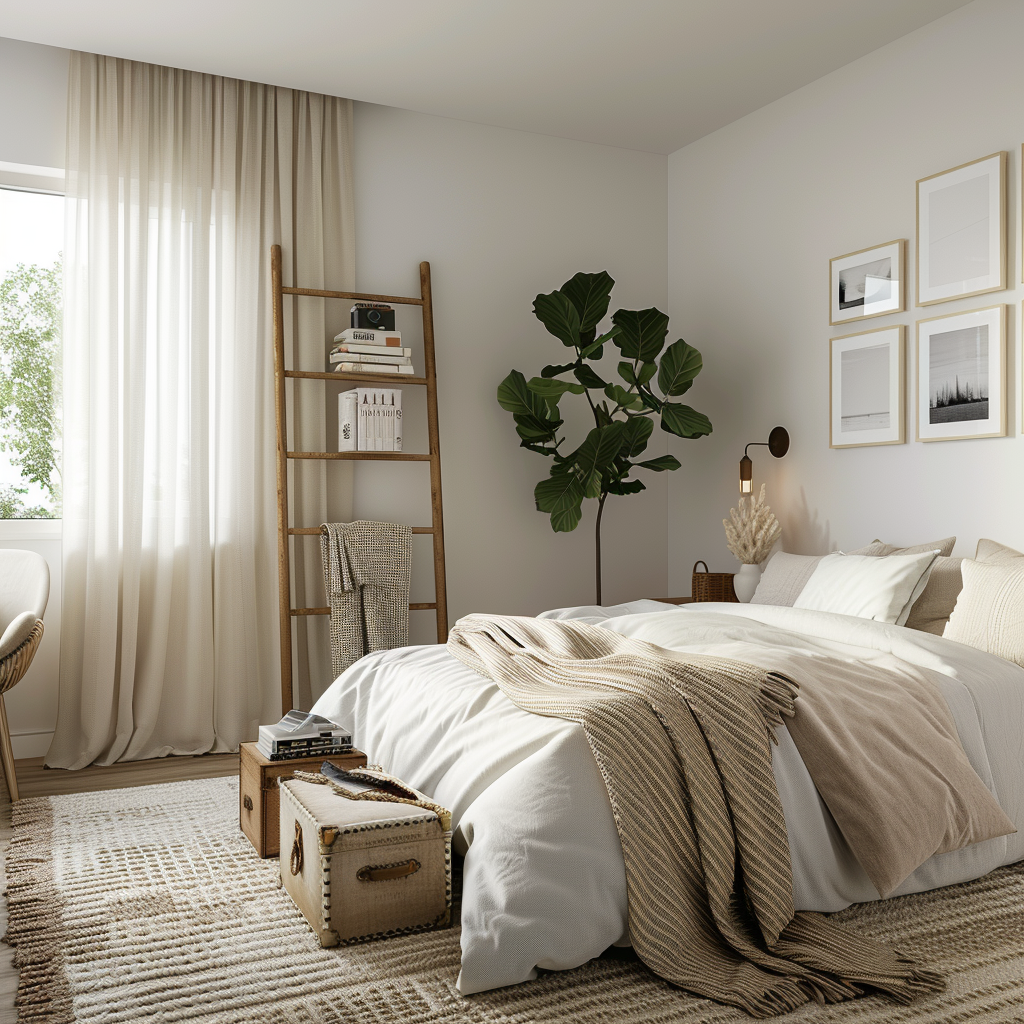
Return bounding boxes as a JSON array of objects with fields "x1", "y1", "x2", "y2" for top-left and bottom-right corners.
[{"x1": 357, "y1": 859, "x2": 420, "y2": 882}]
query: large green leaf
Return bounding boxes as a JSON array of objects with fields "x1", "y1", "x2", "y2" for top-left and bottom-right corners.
[
  {"x1": 637, "y1": 454, "x2": 682, "y2": 472},
  {"x1": 497, "y1": 369, "x2": 546, "y2": 417},
  {"x1": 527, "y1": 377, "x2": 586, "y2": 399},
  {"x1": 658, "y1": 339, "x2": 703, "y2": 397},
  {"x1": 574, "y1": 364, "x2": 608, "y2": 390},
  {"x1": 637, "y1": 361, "x2": 657, "y2": 385},
  {"x1": 611, "y1": 307, "x2": 670, "y2": 363},
  {"x1": 620, "y1": 415, "x2": 654, "y2": 457},
  {"x1": 561, "y1": 271, "x2": 615, "y2": 331},
  {"x1": 535, "y1": 471, "x2": 585, "y2": 514},
  {"x1": 550, "y1": 504, "x2": 583, "y2": 532},
  {"x1": 660, "y1": 402, "x2": 713, "y2": 439},
  {"x1": 513, "y1": 412, "x2": 561, "y2": 441},
  {"x1": 533, "y1": 290, "x2": 582, "y2": 347},
  {"x1": 571, "y1": 423, "x2": 626, "y2": 482}
]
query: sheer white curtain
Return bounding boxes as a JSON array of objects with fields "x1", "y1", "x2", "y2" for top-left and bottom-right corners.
[{"x1": 47, "y1": 52, "x2": 354, "y2": 768}]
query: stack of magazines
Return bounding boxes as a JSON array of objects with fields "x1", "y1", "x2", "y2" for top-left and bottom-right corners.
[{"x1": 257, "y1": 711, "x2": 352, "y2": 761}]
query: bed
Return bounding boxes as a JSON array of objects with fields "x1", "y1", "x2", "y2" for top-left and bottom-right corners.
[{"x1": 310, "y1": 596, "x2": 1024, "y2": 995}]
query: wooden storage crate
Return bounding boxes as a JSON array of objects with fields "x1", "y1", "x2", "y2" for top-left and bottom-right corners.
[{"x1": 239, "y1": 741, "x2": 366, "y2": 858}]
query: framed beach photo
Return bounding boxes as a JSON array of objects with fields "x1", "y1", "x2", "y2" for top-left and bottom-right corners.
[
  {"x1": 830, "y1": 325, "x2": 905, "y2": 448},
  {"x1": 917, "y1": 152, "x2": 1006, "y2": 306},
  {"x1": 829, "y1": 240, "x2": 905, "y2": 326},
  {"x1": 916, "y1": 305, "x2": 1005, "y2": 442}
]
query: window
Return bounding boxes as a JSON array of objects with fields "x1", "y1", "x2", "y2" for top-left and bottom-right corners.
[{"x1": 0, "y1": 186, "x2": 62, "y2": 519}]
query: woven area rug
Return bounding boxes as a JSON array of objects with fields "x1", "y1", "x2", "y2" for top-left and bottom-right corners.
[{"x1": 4, "y1": 778, "x2": 1023, "y2": 1023}]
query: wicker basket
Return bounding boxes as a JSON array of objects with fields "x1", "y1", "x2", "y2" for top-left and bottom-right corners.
[{"x1": 691, "y1": 561, "x2": 739, "y2": 603}]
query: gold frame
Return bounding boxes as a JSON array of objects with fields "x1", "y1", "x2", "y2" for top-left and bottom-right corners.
[
  {"x1": 829, "y1": 324, "x2": 905, "y2": 448},
  {"x1": 829, "y1": 239, "x2": 906, "y2": 327},
  {"x1": 916, "y1": 151, "x2": 1006, "y2": 307},
  {"x1": 915, "y1": 304, "x2": 1006, "y2": 442}
]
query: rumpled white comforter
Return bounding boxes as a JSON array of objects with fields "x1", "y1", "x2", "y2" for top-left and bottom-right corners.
[{"x1": 311, "y1": 601, "x2": 1024, "y2": 995}]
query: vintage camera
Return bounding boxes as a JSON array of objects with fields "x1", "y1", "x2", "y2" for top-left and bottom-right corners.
[{"x1": 351, "y1": 304, "x2": 396, "y2": 331}]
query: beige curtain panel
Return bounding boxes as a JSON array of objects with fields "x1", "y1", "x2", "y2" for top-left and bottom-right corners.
[{"x1": 48, "y1": 52, "x2": 355, "y2": 769}]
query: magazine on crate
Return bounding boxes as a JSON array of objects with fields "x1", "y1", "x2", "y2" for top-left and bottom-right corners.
[{"x1": 257, "y1": 711, "x2": 352, "y2": 761}]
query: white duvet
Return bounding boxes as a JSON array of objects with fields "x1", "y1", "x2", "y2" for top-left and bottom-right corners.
[{"x1": 311, "y1": 602, "x2": 1024, "y2": 995}]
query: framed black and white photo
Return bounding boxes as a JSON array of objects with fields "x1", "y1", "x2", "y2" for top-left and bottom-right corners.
[
  {"x1": 829, "y1": 239, "x2": 905, "y2": 326},
  {"x1": 917, "y1": 152, "x2": 1006, "y2": 306},
  {"x1": 830, "y1": 325, "x2": 905, "y2": 448},
  {"x1": 916, "y1": 305, "x2": 1005, "y2": 442}
]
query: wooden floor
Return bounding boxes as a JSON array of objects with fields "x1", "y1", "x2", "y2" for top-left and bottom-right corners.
[{"x1": 0, "y1": 752, "x2": 242, "y2": 1023}]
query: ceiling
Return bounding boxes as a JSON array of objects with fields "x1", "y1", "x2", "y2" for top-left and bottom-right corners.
[{"x1": 1, "y1": 0, "x2": 974, "y2": 154}]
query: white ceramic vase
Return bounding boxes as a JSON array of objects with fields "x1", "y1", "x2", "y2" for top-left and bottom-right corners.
[{"x1": 733, "y1": 562, "x2": 761, "y2": 603}]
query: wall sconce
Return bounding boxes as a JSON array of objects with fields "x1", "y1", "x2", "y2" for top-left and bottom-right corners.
[{"x1": 739, "y1": 426, "x2": 790, "y2": 493}]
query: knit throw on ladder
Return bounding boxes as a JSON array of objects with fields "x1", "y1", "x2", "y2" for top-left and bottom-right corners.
[
  {"x1": 447, "y1": 614, "x2": 944, "y2": 1018},
  {"x1": 320, "y1": 522, "x2": 412, "y2": 676}
]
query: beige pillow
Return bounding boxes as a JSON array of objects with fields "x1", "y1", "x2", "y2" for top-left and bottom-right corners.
[
  {"x1": 976, "y1": 538, "x2": 1024, "y2": 563},
  {"x1": 847, "y1": 537, "x2": 958, "y2": 633},
  {"x1": 848, "y1": 536, "x2": 956, "y2": 558},
  {"x1": 943, "y1": 558, "x2": 1024, "y2": 666},
  {"x1": 750, "y1": 552, "x2": 822, "y2": 606},
  {"x1": 903, "y1": 556, "x2": 963, "y2": 635}
]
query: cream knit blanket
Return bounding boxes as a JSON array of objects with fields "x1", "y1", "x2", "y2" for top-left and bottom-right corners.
[{"x1": 448, "y1": 613, "x2": 943, "y2": 1017}]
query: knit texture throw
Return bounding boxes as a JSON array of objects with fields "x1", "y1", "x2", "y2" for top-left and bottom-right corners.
[
  {"x1": 320, "y1": 521, "x2": 412, "y2": 676},
  {"x1": 447, "y1": 613, "x2": 943, "y2": 1017}
]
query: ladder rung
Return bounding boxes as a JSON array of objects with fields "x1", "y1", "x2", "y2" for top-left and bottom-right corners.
[
  {"x1": 281, "y1": 285, "x2": 423, "y2": 306},
  {"x1": 285, "y1": 370, "x2": 429, "y2": 385},
  {"x1": 287, "y1": 451, "x2": 432, "y2": 462},
  {"x1": 287, "y1": 526, "x2": 435, "y2": 535},
  {"x1": 291, "y1": 604, "x2": 436, "y2": 616}
]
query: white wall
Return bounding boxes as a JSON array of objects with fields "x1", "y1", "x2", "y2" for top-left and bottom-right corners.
[
  {"x1": 351, "y1": 103, "x2": 669, "y2": 641},
  {"x1": 666, "y1": 0, "x2": 1024, "y2": 595}
]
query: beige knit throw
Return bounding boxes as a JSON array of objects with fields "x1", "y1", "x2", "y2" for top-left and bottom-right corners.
[
  {"x1": 320, "y1": 521, "x2": 412, "y2": 675},
  {"x1": 447, "y1": 614, "x2": 944, "y2": 1018}
]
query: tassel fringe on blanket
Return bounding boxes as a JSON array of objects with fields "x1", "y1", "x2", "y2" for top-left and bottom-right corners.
[{"x1": 447, "y1": 614, "x2": 944, "y2": 1018}]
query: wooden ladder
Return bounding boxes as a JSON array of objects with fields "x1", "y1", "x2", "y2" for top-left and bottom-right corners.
[{"x1": 270, "y1": 244, "x2": 448, "y2": 715}]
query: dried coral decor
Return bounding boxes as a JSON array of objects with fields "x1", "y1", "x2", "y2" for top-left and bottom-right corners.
[{"x1": 271, "y1": 246, "x2": 448, "y2": 714}]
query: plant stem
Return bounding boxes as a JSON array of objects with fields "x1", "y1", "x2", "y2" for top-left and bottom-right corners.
[{"x1": 595, "y1": 491, "x2": 608, "y2": 606}]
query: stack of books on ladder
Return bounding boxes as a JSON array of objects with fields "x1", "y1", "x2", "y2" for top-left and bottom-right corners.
[
  {"x1": 329, "y1": 302, "x2": 415, "y2": 376},
  {"x1": 339, "y1": 388, "x2": 402, "y2": 452}
]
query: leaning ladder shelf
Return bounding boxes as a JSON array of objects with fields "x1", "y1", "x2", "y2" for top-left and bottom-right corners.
[{"x1": 271, "y1": 244, "x2": 448, "y2": 716}]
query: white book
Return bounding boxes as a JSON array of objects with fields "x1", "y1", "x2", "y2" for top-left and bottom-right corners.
[
  {"x1": 357, "y1": 388, "x2": 371, "y2": 451},
  {"x1": 333, "y1": 328, "x2": 403, "y2": 347},
  {"x1": 392, "y1": 389, "x2": 403, "y2": 452},
  {"x1": 338, "y1": 390, "x2": 357, "y2": 452},
  {"x1": 333, "y1": 362, "x2": 415, "y2": 375},
  {"x1": 383, "y1": 391, "x2": 395, "y2": 452},
  {"x1": 374, "y1": 390, "x2": 383, "y2": 452},
  {"x1": 329, "y1": 350, "x2": 411, "y2": 366},
  {"x1": 331, "y1": 343, "x2": 413, "y2": 358}
]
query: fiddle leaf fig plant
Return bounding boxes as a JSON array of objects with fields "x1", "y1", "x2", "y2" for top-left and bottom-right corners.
[{"x1": 497, "y1": 271, "x2": 712, "y2": 604}]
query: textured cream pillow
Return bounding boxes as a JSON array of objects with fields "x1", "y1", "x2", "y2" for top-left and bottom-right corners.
[
  {"x1": 794, "y1": 551, "x2": 939, "y2": 624},
  {"x1": 943, "y1": 558, "x2": 1024, "y2": 666},
  {"x1": 750, "y1": 552, "x2": 822, "y2": 606}
]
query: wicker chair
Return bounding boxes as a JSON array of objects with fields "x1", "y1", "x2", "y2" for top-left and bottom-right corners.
[{"x1": 0, "y1": 550, "x2": 49, "y2": 801}]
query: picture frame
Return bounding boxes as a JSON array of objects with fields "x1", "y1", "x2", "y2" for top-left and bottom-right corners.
[
  {"x1": 830, "y1": 325, "x2": 905, "y2": 448},
  {"x1": 916, "y1": 305, "x2": 1006, "y2": 442},
  {"x1": 829, "y1": 239, "x2": 905, "y2": 326},
  {"x1": 917, "y1": 151, "x2": 1006, "y2": 306}
]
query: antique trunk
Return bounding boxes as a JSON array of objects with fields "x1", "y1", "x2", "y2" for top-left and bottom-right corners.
[
  {"x1": 279, "y1": 777, "x2": 452, "y2": 946},
  {"x1": 238, "y1": 742, "x2": 367, "y2": 858}
]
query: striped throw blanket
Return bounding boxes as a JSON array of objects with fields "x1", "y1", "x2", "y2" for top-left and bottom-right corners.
[{"x1": 447, "y1": 613, "x2": 943, "y2": 1017}]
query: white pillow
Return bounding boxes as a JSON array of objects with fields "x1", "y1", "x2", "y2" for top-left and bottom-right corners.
[{"x1": 793, "y1": 551, "x2": 940, "y2": 625}]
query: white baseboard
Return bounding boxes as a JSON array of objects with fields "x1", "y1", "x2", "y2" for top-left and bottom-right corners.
[{"x1": 11, "y1": 730, "x2": 54, "y2": 761}]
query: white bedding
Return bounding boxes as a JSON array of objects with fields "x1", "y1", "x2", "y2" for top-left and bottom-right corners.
[{"x1": 311, "y1": 601, "x2": 1024, "y2": 995}]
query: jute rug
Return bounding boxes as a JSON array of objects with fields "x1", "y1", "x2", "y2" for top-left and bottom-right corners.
[{"x1": 4, "y1": 778, "x2": 1023, "y2": 1023}]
